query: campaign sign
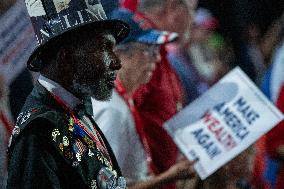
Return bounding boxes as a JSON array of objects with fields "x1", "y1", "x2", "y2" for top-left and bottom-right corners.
[{"x1": 164, "y1": 67, "x2": 284, "y2": 180}]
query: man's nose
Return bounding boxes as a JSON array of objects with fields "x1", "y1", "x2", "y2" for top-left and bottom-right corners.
[{"x1": 109, "y1": 55, "x2": 122, "y2": 71}]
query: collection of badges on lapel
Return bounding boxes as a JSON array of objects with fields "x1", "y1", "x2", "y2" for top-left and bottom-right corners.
[
  {"x1": 8, "y1": 105, "x2": 127, "y2": 189},
  {"x1": 52, "y1": 112, "x2": 127, "y2": 189}
]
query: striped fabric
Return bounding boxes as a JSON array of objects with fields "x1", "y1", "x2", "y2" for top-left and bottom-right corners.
[{"x1": 0, "y1": 0, "x2": 36, "y2": 84}]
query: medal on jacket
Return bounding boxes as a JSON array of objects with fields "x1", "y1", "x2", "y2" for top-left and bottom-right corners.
[
  {"x1": 71, "y1": 115, "x2": 113, "y2": 165},
  {"x1": 97, "y1": 167, "x2": 127, "y2": 189},
  {"x1": 50, "y1": 92, "x2": 113, "y2": 167}
]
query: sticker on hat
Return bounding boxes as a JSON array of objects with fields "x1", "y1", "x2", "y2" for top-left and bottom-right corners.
[
  {"x1": 26, "y1": 0, "x2": 46, "y2": 17},
  {"x1": 54, "y1": 0, "x2": 71, "y2": 13}
]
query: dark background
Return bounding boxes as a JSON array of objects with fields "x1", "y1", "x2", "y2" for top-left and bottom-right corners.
[
  {"x1": 198, "y1": 0, "x2": 284, "y2": 44},
  {"x1": 198, "y1": 0, "x2": 284, "y2": 81}
]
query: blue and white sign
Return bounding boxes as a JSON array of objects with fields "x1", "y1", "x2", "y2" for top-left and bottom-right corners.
[{"x1": 164, "y1": 67, "x2": 284, "y2": 179}]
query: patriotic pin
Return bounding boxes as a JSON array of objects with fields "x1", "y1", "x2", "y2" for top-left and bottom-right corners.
[
  {"x1": 64, "y1": 149, "x2": 73, "y2": 160},
  {"x1": 88, "y1": 149, "x2": 95, "y2": 157},
  {"x1": 76, "y1": 153, "x2": 82, "y2": 162},
  {"x1": 12, "y1": 126, "x2": 21, "y2": 135},
  {"x1": 68, "y1": 117, "x2": 74, "y2": 132},
  {"x1": 97, "y1": 152, "x2": 104, "y2": 164},
  {"x1": 72, "y1": 161, "x2": 79, "y2": 167},
  {"x1": 90, "y1": 180, "x2": 98, "y2": 189},
  {"x1": 84, "y1": 136, "x2": 95, "y2": 149},
  {"x1": 52, "y1": 129, "x2": 60, "y2": 141},
  {"x1": 62, "y1": 136, "x2": 69, "y2": 146},
  {"x1": 104, "y1": 158, "x2": 112, "y2": 170},
  {"x1": 59, "y1": 143, "x2": 64, "y2": 152}
]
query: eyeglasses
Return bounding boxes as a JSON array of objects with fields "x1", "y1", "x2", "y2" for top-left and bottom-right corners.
[{"x1": 131, "y1": 43, "x2": 160, "y2": 57}]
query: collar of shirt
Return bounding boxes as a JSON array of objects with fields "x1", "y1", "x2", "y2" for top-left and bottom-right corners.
[{"x1": 38, "y1": 75, "x2": 81, "y2": 111}]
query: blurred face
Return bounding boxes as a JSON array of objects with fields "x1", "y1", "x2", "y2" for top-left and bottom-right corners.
[
  {"x1": 134, "y1": 43, "x2": 159, "y2": 84},
  {"x1": 118, "y1": 42, "x2": 160, "y2": 88},
  {"x1": 185, "y1": 0, "x2": 198, "y2": 10},
  {"x1": 162, "y1": 0, "x2": 190, "y2": 34},
  {"x1": 247, "y1": 24, "x2": 260, "y2": 42},
  {"x1": 191, "y1": 26, "x2": 212, "y2": 43},
  {"x1": 69, "y1": 32, "x2": 121, "y2": 101}
]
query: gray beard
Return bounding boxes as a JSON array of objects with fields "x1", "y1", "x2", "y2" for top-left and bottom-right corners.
[{"x1": 72, "y1": 79, "x2": 113, "y2": 101}]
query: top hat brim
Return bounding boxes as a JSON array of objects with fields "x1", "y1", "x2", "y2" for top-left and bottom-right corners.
[{"x1": 27, "y1": 19, "x2": 130, "y2": 72}]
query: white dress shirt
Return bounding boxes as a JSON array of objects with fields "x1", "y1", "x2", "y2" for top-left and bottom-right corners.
[{"x1": 92, "y1": 90, "x2": 149, "y2": 183}]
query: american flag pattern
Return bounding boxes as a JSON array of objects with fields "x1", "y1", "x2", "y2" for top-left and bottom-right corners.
[{"x1": 73, "y1": 139, "x2": 87, "y2": 155}]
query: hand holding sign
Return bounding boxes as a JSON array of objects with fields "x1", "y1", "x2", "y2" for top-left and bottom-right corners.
[
  {"x1": 165, "y1": 159, "x2": 197, "y2": 181},
  {"x1": 164, "y1": 67, "x2": 284, "y2": 179}
]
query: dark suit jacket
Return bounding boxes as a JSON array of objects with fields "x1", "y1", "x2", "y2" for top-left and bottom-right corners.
[{"x1": 7, "y1": 83, "x2": 123, "y2": 189}]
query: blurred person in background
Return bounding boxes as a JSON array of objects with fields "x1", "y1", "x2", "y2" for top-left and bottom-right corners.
[
  {"x1": 0, "y1": 0, "x2": 33, "y2": 122},
  {"x1": 207, "y1": 33, "x2": 234, "y2": 79},
  {"x1": 245, "y1": 23, "x2": 266, "y2": 86},
  {"x1": 252, "y1": 18, "x2": 284, "y2": 188},
  {"x1": 165, "y1": 0, "x2": 211, "y2": 106},
  {"x1": 92, "y1": 9, "x2": 196, "y2": 189},
  {"x1": 0, "y1": 75, "x2": 14, "y2": 188},
  {"x1": 120, "y1": 1, "x2": 186, "y2": 189},
  {"x1": 260, "y1": 16, "x2": 284, "y2": 67},
  {"x1": 1, "y1": 0, "x2": 33, "y2": 186},
  {"x1": 189, "y1": 7, "x2": 225, "y2": 86}
]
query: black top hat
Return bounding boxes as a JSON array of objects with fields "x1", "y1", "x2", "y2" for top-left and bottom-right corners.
[{"x1": 25, "y1": 0, "x2": 130, "y2": 72}]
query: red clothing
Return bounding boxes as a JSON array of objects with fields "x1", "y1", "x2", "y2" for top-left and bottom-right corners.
[
  {"x1": 117, "y1": 4, "x2": 185, "y2": 187},
  {"x1": 266, "y1": 85, "x2": 284, "y2": 189},
  {"x1": 115, "y1": 79, "x2": 155, "y2": 175},
  {"x1": 251, "y1": 136, "x2": 269, "y2": 189},
  {"x1": 132, "y1": 46, "x2": 184, "y2": 189},
  {"x1": 120, "y1": 0, "x2": 139, "y2": 12}
]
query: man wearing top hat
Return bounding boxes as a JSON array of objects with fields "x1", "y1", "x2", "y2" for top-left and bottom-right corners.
[{"x1": 7, "y1": 0, "x2": 129, "y2": 188}]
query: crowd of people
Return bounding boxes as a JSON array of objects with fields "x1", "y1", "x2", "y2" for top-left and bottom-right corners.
[{"x1": 0, "y1": 0, "x2": 283, "y2": 188}]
